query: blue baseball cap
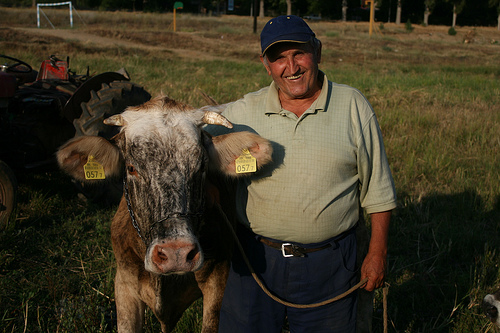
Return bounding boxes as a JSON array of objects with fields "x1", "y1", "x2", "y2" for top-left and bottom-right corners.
[{"x1": 260, "y1": 15, "x2": 316, "y2": 55}]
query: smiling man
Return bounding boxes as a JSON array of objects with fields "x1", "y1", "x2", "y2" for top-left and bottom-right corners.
[
  {"x1": 261, "y1": 40, "x2": 322, "y2": 114},
  {"x1": 207, "y1": 15, "x2": 397, "y2": 333}
]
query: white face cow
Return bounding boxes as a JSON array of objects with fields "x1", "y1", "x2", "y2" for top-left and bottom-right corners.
[
  {"x1": 57, "y1": 95, "x2": 273, "y2": 331},
  {"x1": 57, "y1": 95, "x2": 273, "y2": 276},
  {"x1": 106, "y1": 98, "x2": 224, "y2": 274}
]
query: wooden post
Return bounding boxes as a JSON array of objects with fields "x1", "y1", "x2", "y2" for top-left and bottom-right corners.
[
  {"x1": 369, "y1": 0, "x2": 375, "y2": 37},
  {"x1": 253, "y1": 0, "x2": 258, "y2": 34},
  {"x1": 173, "y1": 8, "x2": 177, "y2": 32},
  {"x1": 173, "y1": 2, "x2": 183, "y2": 32}
]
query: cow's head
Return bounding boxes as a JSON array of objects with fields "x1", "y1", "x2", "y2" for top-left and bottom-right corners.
[
  {"x1": 483, "y1": 290, "x2": 500, "y2": 327},
  {"x1": 57, "y1": 95, "x2": 272, "y2": 275}
]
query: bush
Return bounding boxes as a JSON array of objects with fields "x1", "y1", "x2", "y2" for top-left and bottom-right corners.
[
  {"x1": 405, "y1": 19, "x2": 414, "y2": 32},
  {"x1": 448, "y1": 26, "x2": 457, "y2": 35}
]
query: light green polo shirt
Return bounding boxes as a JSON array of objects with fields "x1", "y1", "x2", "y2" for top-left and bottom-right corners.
[{"x1": 209, "y1": 73, "x2": 396, "y2": 244}]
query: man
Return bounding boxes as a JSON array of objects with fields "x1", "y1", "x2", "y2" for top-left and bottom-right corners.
[{"x1": 207, "y1": 15, "x2": 396, "y2": 332}]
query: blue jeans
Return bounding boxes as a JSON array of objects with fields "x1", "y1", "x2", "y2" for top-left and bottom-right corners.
[{"x1": 219, "y1": 226, "x2": 358, "y2": 333}]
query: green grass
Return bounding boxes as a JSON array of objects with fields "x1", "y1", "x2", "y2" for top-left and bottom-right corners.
[{"x1": 1, "y1": 8, "x2": 500, "y2": 332}]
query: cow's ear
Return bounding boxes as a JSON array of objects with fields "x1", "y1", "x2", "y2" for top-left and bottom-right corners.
[
  {"x1": 206, "y1": 131, "x2": 273, "y2": 177},
  {"x1": 57, "y1": 136, "x2": 123, "y2": 182}
]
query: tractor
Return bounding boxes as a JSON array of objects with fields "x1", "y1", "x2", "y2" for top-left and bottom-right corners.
[{"x1": 0, "y1": 54, "x2": 151, "y2": 229}]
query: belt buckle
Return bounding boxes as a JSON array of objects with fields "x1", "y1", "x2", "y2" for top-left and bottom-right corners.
[{"x1": 281, "y1": 243, "x2": 294, "y2": 257}]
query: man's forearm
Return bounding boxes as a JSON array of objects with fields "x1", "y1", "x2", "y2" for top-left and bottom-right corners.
[
  {"x1": 360, "y1": 210, "x2": 392, "y2": 291},
  {"x1": 368, "y1": 210, "x2": 391, "y2": 257}
]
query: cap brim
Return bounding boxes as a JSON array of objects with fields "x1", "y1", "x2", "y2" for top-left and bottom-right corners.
[{"x1": 262, "y1": 38, "x2": 310, "y2": 55}]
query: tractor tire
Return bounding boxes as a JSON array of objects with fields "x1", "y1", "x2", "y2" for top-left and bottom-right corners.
[
  {"x1": 0, "y1": 160, "x2": 17, "y2": 230},
  {"x1": 73, "y1": 81, "x2": 151, "y2": 139},
  {"x1": 72, "y1": 81, "x2": 151, "y2": 205}
]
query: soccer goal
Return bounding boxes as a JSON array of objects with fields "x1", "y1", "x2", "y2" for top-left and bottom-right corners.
[{"x1": 37, "y1": 1, "x2": 73, "y2": 28}]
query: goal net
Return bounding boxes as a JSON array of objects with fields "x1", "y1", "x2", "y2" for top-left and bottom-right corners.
[{"x1": 37, "y1": 1, "x2": 73, "y2": 28}]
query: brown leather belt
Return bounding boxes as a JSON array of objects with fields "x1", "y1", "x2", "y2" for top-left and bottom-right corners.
[{"x1": 259, "y1": 238, "x2": 331, "y2": 257}]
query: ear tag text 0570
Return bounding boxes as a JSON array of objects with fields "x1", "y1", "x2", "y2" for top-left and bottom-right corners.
[
  {"x1": 235, "y1": 149, "x2": 257, "y2": 174},
  {"x1": 84, "y1": 155, "x2": 106, "y2": 180}
]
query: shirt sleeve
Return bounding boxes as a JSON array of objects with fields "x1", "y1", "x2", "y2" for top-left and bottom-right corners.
[{"x1": 355, "y1": 94, "x2": 397, "y2": 214}]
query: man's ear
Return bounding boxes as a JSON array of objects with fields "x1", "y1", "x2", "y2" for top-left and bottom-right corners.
[
  {"x1": 316, "y1": 40, "x2": 322, "y2": 64},
  {"x1": 260, "y1": 55, "x2": 272, "y2": 76}
]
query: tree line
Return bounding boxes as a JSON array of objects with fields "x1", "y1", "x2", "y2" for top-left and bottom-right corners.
[{"x1": 2, "y1": 0, "x2": 499, "y2": 28}]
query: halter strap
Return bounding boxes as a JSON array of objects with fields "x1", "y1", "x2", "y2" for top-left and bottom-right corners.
[{"x1": 122, "y1": 177, "x2": 203, "y2": 244}]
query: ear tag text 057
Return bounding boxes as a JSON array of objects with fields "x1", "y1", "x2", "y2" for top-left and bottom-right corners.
[
  {"x1": 235, "y1": 149, "x2": 257, "y2": 174},
  {"x1": 84, "y1": 155, "x2": 106, "y2": 180}
]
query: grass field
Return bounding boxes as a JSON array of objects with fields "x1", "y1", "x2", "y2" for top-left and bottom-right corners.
[{"x1": 1, "y1": 7, "x2": 499, "y2": 332}]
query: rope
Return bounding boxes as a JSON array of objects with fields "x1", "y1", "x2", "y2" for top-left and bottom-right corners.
[{"x1": 215, "y1": 202, "x2": 368, "y2": 309}]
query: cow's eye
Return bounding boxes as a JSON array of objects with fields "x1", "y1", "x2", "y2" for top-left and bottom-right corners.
[{"x1": 127, "y1": 164, "x2": 138, "y2": 176}]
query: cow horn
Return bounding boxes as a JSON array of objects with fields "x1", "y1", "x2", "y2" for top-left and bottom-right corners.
[
  {"x1": 104, "y1": 114, "x2": 126, "y2": 127},
  {"x1": 202, "y1": 111, "x2": 233, "y2": 129}
]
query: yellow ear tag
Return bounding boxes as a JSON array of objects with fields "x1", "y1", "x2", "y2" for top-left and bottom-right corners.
[
  {"x1": 235, "y1": 149, "x2": 257, "y2": 174},
  {"x1": 83, "y1": 155, "x2": 106, "y2": 180}
]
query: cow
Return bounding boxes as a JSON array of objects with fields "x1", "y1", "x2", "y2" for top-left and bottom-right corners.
[
  {"x1": 56, "y1": 95, "x2": 273, "y2": 332},
  {"x1": 483, "y1": 290, "x2": 500, "y2": 327}
]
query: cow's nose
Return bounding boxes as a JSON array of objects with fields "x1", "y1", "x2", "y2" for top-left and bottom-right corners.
[{"x1": 151, "y1": 240, "x2": 202, "y2": 274}]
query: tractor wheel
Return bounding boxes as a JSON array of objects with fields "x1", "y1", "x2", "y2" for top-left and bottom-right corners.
[
  {"x1": 0, "y1": 160, "x2": 17, "y2": 230},
  {"x1": 73, "y1": 81, "x2": 151, "y2": 139},
  {"x1": 72, "y1": 81, "x2": 151, "y2": 205}
]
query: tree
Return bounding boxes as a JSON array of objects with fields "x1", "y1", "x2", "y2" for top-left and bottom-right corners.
[
  {"x1": 489, "y1": 0, "x2": 500, "y2": 29},
  {"x1": 424, "y1": 0, "x2": 436, "y2": 25},
  {"x1": 306, "y1": 0, "x2": 342, "y2": 20},
  {"x1": 342, "y1": 0, "x2": 348, "y2": 21},
  {"x1": 445, "y1": 0, "x2": 466, "y2": 26},
  {"x1": 395, "y1": 0, "x2": 402, "y2": 24}
]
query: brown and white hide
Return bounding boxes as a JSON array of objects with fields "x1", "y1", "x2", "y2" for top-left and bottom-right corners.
[{"x1": 57, "y1": 95, "x2": 273, "y2": 333}]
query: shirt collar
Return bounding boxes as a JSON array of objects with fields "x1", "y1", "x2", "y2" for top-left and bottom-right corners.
[{"x1": 264, "y1": 71, "x2": 329, "y2": 115}]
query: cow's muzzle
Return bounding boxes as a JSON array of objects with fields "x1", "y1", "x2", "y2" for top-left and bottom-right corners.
[{"x1": 146, "y1": 238, "x2": 203, "y2": 275}]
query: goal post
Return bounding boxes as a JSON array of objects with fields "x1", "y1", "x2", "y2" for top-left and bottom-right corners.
[{"x1": 37, "y1": 1, "x2": 73, "y2": 28}]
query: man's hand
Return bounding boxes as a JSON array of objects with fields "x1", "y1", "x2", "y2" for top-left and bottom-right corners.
[
  {"x1": 361, "y1": 251, "x2": 387, "y2": 291},
  {"x1": 360, "y1": 211, "x2": 391, "y2": 292}
]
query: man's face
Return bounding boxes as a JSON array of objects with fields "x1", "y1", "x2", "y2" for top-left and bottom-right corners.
[{"x1": 261, "y1": 41, "x2": 321, "y2": 102}]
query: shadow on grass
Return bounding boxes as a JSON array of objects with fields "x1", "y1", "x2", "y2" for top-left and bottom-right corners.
[
  {"x1": 373, "y1": 190, "x2": 500, "y2": 332},
  {"x1": 0, "y1": 169, "x2": 120, "y2": 332}
]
